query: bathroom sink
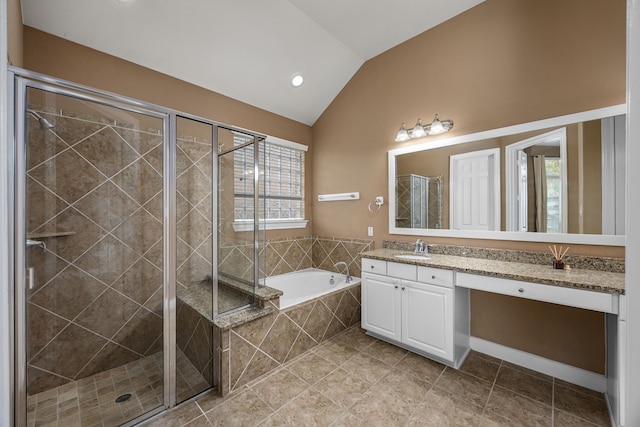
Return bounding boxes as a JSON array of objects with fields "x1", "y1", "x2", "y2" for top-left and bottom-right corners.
[{"x1": 395, "y1": 254, "x2": 431, "y2": 261}]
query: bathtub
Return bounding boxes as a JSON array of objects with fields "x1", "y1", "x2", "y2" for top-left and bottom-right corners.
[{"x1": 263, "y1": 268, "x2": 361, "y2": 310}]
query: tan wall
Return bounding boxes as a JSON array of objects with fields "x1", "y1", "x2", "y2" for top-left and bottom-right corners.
[
  {"x1": 582, "y1": 120, "x2": 604, "y2": 234},
  {"x1": 7, "y1": 0, "x2": 23, "y2": 66},
  {"x1": 22, "y1": 26, "x2": 314, "y2": 241},
  {"x1": 311, "y1": 0, "x2": 625, "y2": 373}
]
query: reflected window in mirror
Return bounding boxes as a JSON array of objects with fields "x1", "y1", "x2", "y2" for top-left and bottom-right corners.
[{"x1": 545, "y1": 157, "x2": 563, "y2": 234}]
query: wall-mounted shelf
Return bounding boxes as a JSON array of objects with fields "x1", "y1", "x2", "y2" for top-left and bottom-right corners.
[{"x1": 27, "y1": 231, "x2": 75, "y2": 239}]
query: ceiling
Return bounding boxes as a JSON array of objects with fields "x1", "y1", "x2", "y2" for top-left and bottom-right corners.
[{"x1": 21, "y1": 0, "x2": 484, "y2": 125}]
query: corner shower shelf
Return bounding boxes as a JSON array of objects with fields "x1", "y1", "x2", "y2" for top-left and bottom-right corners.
[{"x1": 27, "y1": 231, "x2": 75, "y2": 239}]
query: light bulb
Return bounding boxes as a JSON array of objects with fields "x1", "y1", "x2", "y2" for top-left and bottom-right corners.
[
  {"x1": 429, "y1": 114, "x2": 445, "y2": 135},
  {"x1": 411, "y1": 119, "x2": 426, "y2": 138},
  {"x1": 395, "y1": 123, "x2": 410, "y2": 142}
]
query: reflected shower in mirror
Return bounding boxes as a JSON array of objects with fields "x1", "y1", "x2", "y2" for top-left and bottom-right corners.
[{"x1": 389, "y1": 105, "x2": 626, "y2": 244}]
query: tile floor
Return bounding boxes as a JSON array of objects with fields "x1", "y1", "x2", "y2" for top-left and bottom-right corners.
[
  {"x1": 27, "y1": 349, "x2": 209, "y2": 427},
  {"x1": 143, "y1": 325, "x2": 612, "y2": 427}
]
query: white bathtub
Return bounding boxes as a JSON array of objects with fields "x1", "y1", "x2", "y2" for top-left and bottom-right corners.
[{"x1": 263, "y1": 268, "x2": 361, "y2": 310}]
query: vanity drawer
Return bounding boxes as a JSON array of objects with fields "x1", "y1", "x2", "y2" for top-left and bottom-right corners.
[
  {"x1": 387, "y1": 262, "x2": 417, "y2": 281},
  {"x1": 418, "y1": 266, "x2": 454, "y2": 288},
  {"x1": 362, "y1": 258, "x2": 387, "y2": 275},
  {"x1": 456, "y1": 272, "x2": 618, "y2": 314}
]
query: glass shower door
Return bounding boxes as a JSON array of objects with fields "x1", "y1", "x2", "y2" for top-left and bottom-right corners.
[
  {"x1": 18, "y1": 84, "x2": 167, "y2": 426},
  {"x1": 174, "y1": 116, "x2": 215, "y2": 403},
  {"x1": 217, "y1": 129, "x2": 264, "y2": 315}
]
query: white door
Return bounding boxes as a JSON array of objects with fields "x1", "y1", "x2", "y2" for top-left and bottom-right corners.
[
  {"x1": 401, "y1": 280, "x2": 453, "y2": 361},
  {"x1": 450, "y1": 148, "x2": 500, "y2": 230},
  {"x1": 361, "y1": 273, "x2": 401, "y2": 341}
]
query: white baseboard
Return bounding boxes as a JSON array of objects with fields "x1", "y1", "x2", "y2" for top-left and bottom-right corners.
[
  {"x1": 470, "y1": 337, "x2": 607, "y2": 392},
  {"x1": 605, "y1": 392, "x2": 621, "y2": 427}
]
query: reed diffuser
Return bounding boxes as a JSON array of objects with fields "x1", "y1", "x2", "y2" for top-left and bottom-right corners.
[{"x1": 549, "y1": 245, "x2": 569, "y2": 270}]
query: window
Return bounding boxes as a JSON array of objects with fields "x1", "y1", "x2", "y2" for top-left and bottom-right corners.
[
  {"x1": 232, "y1": 134, "x2": 308, "y2": 231},
  {"x1": 545, "y1": 157, "x2": 562, "y2": 233}
]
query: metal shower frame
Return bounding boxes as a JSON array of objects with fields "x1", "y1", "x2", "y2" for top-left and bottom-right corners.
[{"x1": 8, "y1": 66, "x2": 264, "y2": 426}]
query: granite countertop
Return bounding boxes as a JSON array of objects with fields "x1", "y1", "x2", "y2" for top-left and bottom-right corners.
[
  {"x1": 178, "y1": 282, "x2": 275, "y2": 330},
  {"x1": 362, "y1": 249, "x2": 625, "y2": 295}
]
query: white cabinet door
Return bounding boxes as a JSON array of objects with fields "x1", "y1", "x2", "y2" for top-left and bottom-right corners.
[
  {"x1": 401, "y1": 280, "x2": 454, "y2": 361},
  {"x1": 362, "y1": 273, "x2": 401, "y2": 341}
]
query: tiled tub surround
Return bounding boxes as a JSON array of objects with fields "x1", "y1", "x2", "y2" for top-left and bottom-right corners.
[
  {"x1": 205, "y1": 235, "x2": 371, "y2": 396},
  {"x1": 220, "y1": 236, "x2": 373, "y2": 286},
  {"x1": 226, "y1": 235, "x2": 373, "y2": 282},
  {"x1": 312, "y1": 236, "x2": 373, "y2": 279},
  {"x1": 175, "y1": 277, "x2": 283, "y2": 402},
  {"x1": 216, "y1": 281, "x2": 362, "y2": 396},
  {"x1": 173, "y1": 270, "x2": 362, "y2": 397}
]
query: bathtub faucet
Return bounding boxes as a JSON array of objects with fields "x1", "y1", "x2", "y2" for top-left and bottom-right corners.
[{"x1": 333, "y1": 262, "x2": 352, "y2": 284}]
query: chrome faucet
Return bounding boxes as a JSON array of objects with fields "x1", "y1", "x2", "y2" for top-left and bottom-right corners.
[
  {"x1": 333, "y1": 261, "x2": 352, "y2": 284},
  {"x1": 414, "y1": 239, "x2": 427, "y2": 255}
]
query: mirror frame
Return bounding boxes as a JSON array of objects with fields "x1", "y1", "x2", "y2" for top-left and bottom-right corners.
[{"x1": 388, "y1": 104, "x2": 627, "y2": 246}]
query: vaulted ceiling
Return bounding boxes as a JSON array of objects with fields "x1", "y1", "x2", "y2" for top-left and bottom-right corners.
[{"x1": 21, "y1": 0, "x2": 484, "y2": 125}]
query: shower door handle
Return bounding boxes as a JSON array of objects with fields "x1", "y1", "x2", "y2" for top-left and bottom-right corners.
[{"x1": 26, "y1": 267, "x2": 35, "y2": 290}]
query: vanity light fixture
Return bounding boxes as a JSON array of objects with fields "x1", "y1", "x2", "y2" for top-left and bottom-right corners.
[{"x1": 395, "y1": 114, "x2": 454, "y2": 142}]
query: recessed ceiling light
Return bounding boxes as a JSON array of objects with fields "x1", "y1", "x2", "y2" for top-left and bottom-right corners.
[{"x1": 291, "y1": 73, "x2": 304, "y2": 87}]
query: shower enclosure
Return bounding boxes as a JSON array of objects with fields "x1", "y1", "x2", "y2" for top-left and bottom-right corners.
[
  {"x1": 10, "y1": 69, "x2": 264, "y2": 426},
  {"x1": 395, "y1": 174, "x2": 442, "y2": 229}
]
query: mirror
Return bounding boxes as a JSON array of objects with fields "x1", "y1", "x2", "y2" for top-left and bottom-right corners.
[{"x1": 388, "y1": 105, "x2": 626, "y2": 246}]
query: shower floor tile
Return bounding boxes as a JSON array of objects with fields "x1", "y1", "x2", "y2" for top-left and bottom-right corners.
[{"x1": 27, "y1": 348, "x2": 209, "y2": 427}]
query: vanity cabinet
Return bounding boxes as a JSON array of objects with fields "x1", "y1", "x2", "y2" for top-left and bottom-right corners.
[
  {"x1": 361, "y1": 258, "x2": 469, "y2": 368},
  {"x1": 361, "y1": 273, "x2": 401, "y2": 341},
  {"x1": 401, "y1": 279, "x2": 453, "y2": 360}
]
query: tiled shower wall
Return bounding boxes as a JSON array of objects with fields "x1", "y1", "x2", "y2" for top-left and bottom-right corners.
[
  {"x1": 26, "y1": 108, "x2": 166, "y2": 394},
  {"x1": 175, "y1": 134, "x2": 213, "y2": 292},
  {"x1": 175, "y1": 131, "x2": 215, "y2": 393},
  {"x1": 25, "y1": 108, "x2": 215, "y2": 395}
]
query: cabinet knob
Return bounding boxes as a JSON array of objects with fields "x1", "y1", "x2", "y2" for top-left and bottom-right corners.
[
  {"x1": 432, "y1": 275, "x2": 436, "y2": 280},
  {"x1": 401, "y1": 287, "x2": 406, "y2": 291},
  {"x1": 394, "y1": 285, "x2": 398, "y2": 289},
  {"x1": 518, "y1": 288, "x2": 524, "y2": 293},
  {"x1": 371, "y1": 265, "x2": 375, "y2": 269}
]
